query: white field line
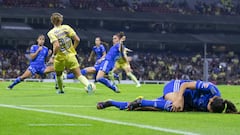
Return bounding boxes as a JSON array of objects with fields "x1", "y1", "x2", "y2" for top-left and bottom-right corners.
[
  {"x1": 20, "y1": 105, "x2": 95, "y2": 108},
  {"x1": 28, "y1": 124, "x2": 92, "y2": 127},
  {"x1": 0, "y1": 104, "x2": 200, "y2": 135}
]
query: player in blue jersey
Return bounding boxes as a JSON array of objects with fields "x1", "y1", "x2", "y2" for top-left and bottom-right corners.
[
  {"x1": 95, "y1": 32, "x2": 125, "y2": 93},
  {"x1": 97, "y1": 79, "x2": 239, "y2": 113},
  {"x1": 8, "y1": 35, "x2": 54, "y2": 89},
  {"x1": 66, "y1": 37, "x2": 106, "y2": 79}
]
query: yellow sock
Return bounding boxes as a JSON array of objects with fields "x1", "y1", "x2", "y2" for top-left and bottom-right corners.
[
  {"x1": 127, "y1": 72, "x2": 139, "y2": 85},
  {"x1": 108, "y1": 71, "x2": 115, "y2": 82},
  {"x1": 57, "y1": 75, "x2": 63, "y2": 90},
  {"x1": 77, "y1": 75, "x2": 90, "y2": 87}
]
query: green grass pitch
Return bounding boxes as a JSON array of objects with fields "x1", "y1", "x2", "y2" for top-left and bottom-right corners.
[{"x1": 0, "y1": 81, "x2": 240, "y2": 135}]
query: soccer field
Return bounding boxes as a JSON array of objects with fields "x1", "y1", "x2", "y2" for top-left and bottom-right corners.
[{"x1": 0, "y1": 82, "x2": 240, "y2": 135}]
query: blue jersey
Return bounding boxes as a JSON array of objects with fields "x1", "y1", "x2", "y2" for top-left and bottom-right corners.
[
  {"x1": 30, "y1": 45, "x2": 49, "y2": 66},
  {"x1": 163, "y1": 80, "x2": 221, "y2": 112},
  {"x1": 92, "y1": 44, "x2": 106, "y2": 61},
  {"x1": 104, "y1": 43, "x2": 121, "y2": 62}
]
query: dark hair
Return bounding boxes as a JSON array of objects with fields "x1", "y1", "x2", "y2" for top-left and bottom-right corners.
[
  {"x1": 211, "y1": 97, "x2": 238, "y2": 114},
  {"x1": 116, "y1": 31, "x2": 125, "y2": 39},
  {"x1": 36, "y1": 34, "x2": 45, "y2": 45}
]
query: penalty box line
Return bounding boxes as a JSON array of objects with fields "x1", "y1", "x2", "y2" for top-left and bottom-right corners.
[{"x1": 0, "y1": 104, "x2": 199, "y2": 135}]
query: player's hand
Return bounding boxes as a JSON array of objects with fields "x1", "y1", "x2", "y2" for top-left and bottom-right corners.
[
  {"x1": 172, "y1": 96, "x2": 184, "y2": 112},
  {"x1": 38, "y1": 46, "x2": 43, "y2": 51},
  {"x1": 48, "y1": 49, "x2": 52, "y2": 56}
]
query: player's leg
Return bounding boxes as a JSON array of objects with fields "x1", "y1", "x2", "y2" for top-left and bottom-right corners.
[
  {"x1": 108, "y1": 66, "x2": 117, "y2": 84},
  {"x1": 67, "y1": 67, "x2": 96, "y2": 79},
  {"x1": 54, "y1": 59, "x2": 65, "y2": 94},
  {"x1": 96, "y1": 61, "x2": 119, "y2": 93},
  {"x1": 97, "y1": 100, "x2": 128, "y2": 110},
  {"x1": 124, "y1": 65, "x2": 141, "y2": 87},
  {"x1": 43, "y1": 66, "x2": 55, "y2": 74},
  {"x1": 67, "y1": 56, "x2": 93, "y2": 93},
  {"x1": 8, "y1": 67, "x2": 33, "y2": 89},
  {"x1": 128, "y1": 97, "x2": 172, "y2": 111}
]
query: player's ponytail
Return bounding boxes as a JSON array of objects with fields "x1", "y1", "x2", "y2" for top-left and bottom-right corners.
[
  {"x1": 116, "y1": 31, "x2": 125, "y2": 39},
  {"x1": 224, "y1": 100, "x2": 239, "y2": 114}
]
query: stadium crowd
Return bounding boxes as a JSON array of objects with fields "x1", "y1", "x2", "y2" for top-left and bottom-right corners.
[
  {"x1": 1, "y1": 48, "x2": 240, "y2": 85},
  {"x1": 1, "y1": 0, "x2": 240, "y2": 16}
]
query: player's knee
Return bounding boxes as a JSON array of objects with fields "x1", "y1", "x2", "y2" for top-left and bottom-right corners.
[{"x1": 56, "y1": 72, "x2": 62, "y2": 76}]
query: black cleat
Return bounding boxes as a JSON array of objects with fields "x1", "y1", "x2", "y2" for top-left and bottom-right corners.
[
  {"x1": 7, "y1": 85, "x2": 13, "y2": 90},
  {"x1": 127, "y1": 97, "x2": 143, "y2": 111},
  {"x1": 56, "y1": 90, "x2": 64, "y2": 94},
  {"x1": 97, "y1": 101, "x2": 112, "y2": 109}
]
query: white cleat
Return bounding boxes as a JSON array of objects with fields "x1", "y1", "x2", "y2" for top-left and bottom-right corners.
[{"x1": 136, "y1": 83, "x2": 141, "y2": 88}]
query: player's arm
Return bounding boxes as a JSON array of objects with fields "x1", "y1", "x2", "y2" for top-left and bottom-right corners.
[
  {"x1": 52, "y1": 40, "x2": 60, "y2": 56},
  {"x1": 124, "y1": 47, "x2": 133, "y2": 52},
  {"x1": 72, "y1": 35, "x2": 80, "y2": 49},
  {"x1": 30, "y1": 46, "x2": 42, "y2": 60},
  {"x1": 88, "y1": 50, "x2": 95, "y2": 62},
  {"x1": 172, "y1": 81, "x2": 196, "y2": 112},
  {"x1": 67, "y1": 25, "x2": 79, "y2": 49},
  {"x1": 97, "y1": 49, "x2": 106, "y2": 63},
  {"x1": 47, "y1": 31, "x2": 59, "y2": 57}
]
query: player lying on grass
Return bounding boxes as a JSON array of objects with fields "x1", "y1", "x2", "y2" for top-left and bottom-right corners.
[
  {"x1": 97, "y1": 79, "x2": 239, "y2": 113},
  {"x1": 8, "y1": 34, "x2": 54, "y2": 89}
]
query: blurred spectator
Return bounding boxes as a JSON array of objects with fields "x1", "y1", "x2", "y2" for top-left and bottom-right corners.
[{"x1": 1, "y1": 47, "x2": 240, "y2": 85}]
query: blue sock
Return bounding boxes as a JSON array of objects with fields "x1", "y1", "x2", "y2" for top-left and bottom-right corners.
[
  {"x1": 111, "y1": 100, "x2": 128, "y2": 110},
  {"x1": 114, "y1": 73, "x2": 119, "y2": 79},
  {"x1": 97, "y1": 77, "x2": 116, "y2": 91},
  {"x1": 81, "y1": 69, "x2": 87, "y2": 75},
  {"x1": 141, "y1": 99, "x2": 172, "y2": 111},
  {"x1": 9, "y1": 77, "x2": 22, "y2": 88},
  {"x1": 67, "y1": 73, "x2": 75, "y2": 79}
]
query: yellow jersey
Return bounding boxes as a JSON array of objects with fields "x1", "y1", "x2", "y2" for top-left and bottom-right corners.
[{"x1": 47, "y1": 25, "x2": 77, "y2": 60}]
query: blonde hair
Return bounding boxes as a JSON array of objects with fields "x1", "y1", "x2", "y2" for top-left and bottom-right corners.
[{"x1": 50, "y1": 12, "x2": 63, "y2": 26}]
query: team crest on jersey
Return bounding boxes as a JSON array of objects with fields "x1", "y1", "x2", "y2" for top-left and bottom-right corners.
[{"x1": 203, "y1": 83, "x2": 209, "y2": 88}]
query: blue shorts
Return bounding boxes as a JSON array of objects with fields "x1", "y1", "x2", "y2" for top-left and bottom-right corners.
[
  {"x1": 28, "y1": 65, "x2": 46, "y2": 76},
  {"x1": 94, "y1": 62, "x2": 101, "y2": 72},
  {"x1": 99, "y1": 59, "x2": 114, "y2": 74},
  {"x1": 155, "y1": 80, "x2": 181, "y2": 100}
]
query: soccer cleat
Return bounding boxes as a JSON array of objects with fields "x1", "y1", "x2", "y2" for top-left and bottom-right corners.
[
  {"x1": 56, "y1": 90, "x2": 64, "y2": 94},
  {"x1": 113, "y1": 84, "x2": 120, "y2": 93},
  {"x1": 127, "y1": 96, "x2": 143, "y2": 111},
  {"x1": 97, "y1": 100, "x2": 112, "y2": 109},
  {"x1": 7, "y1": 85, "x2": 13, "y2": 90},
  {"x1": 55, "y1": 84, "x2": 65, "y2": 90},
  {"x1": 136, "y1": 83, "x2": 141, "y2": 88},
  {"x1": 86, "y1": 83, "x2": 93, "y2": 94}
]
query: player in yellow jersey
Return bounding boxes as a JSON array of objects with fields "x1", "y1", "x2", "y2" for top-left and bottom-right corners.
[
  {"x1": 109, "y1": 35, "x2": 141, "y2": 87},
  {"x1": 47, "y1": 12, "x2": 93, "y2": 94}
]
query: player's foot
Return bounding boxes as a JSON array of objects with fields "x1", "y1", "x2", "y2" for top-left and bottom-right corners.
[
  {"x1": 86, "y1": 83, "x2": 93, "y2": 94},
  {"x1": 7, "y1": 85, "x2": 13, "y2": 90},
  {"x1": 127, "y1": 96, "x2": 143, "y2": 111},
  {"x1": 56, "y1": 90, "x2": 64, "y2": 94},
  {"x1": 136, "y1": 83, "x2": 141, "y2": 88},
  {"x1": 55, "y1": 85, "x2": 65, "y2": 90},
  {"x1": 113, "y1": 84, "x2": 120, "y2": 93},
  {"x1": 97, "y1": 100, "x2": 112, "y2": 109}
]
